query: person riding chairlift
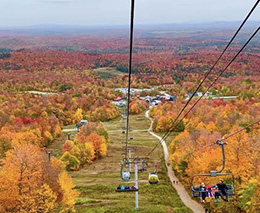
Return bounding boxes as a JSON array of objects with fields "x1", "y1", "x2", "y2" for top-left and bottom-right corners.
[
  {"x1": 212, "y1": 185, "x2": 220, "y2": 202},
  {"x1": 131, "y1": 185, "x2": 137, "y2": 190},
  {"x1": 212, "y1": 185, "x2": 228, "y2": 202},
  {"x1": 217, "y1": 180, "x2": 229, "y2": 201},
  {"x1": 206, "y1": 185, "x2": 213, "y2": 199},
  {"x1": 199, "y1": 183, "x2": 207, "y2": 203}
]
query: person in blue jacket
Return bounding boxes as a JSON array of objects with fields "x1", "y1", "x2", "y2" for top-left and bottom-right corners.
[{"x1": 199, "y1": 182, "x2": 207, "y2": 203}]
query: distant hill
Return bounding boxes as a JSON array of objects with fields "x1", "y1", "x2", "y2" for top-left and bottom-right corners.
[{"x1": 0, "y1": 21, "x2": 258, "y2": 37}]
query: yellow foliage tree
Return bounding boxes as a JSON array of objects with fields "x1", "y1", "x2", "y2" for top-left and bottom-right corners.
[
  {"x1": 58, "y1": 172, "x2": 79, "y2": 212},
  {"x1": 73, "y1": 108, "x2": 83, "y2": 123},
  {"x1": 44, "y1": 131, "x2": 53, "y2": 146},
  {"x1": 12, "y1": 131, "x2": 41, "y2": 146},
  {"x1": 17, "y1": 184, "x2": 57, "y2": 213},
  {"x1": 86, "y1": 132, "x2": 107, "y2": 158},
  {"x1": 225, "y1": 127, "x2": 254, "y2": 181},
  {"x1": 156, "y1": 116, "x2": 168, "y2": 132},
  {"x1": 0, "y1": 144, "x2": 57, "y2": 212},
  {"x1": 79, "y1": 143, "x2": 95, "y2": 164}
]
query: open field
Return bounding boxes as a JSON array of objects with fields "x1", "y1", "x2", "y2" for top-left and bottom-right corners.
[
  {"x1": 93, "y1": 67, "x2": 125, "y2": 79},
  {"x1": 51, "y1": 112, "x2": 192, "y2": 212}
]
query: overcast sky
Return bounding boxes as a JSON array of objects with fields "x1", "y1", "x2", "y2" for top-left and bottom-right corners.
[{"x1": 0, "y1": 0, "x2": 259, "y2": 27}]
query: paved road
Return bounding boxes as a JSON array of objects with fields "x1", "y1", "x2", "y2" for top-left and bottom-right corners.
[
  {"x1": 107, "y1": 129, "x2": 148, "y2": 133},
  {"x1": 145, "y1": 110, "x2": 204, "y2": 213},
  {"x1": 62, "y1": 128, "x2": 78, "y2": 132},
  {"x1": 62, "y1": 129, "x2": 148, "y2": 133},
  {"x1": 24, "y1": 91, "x2": 57, "y2": 96}
]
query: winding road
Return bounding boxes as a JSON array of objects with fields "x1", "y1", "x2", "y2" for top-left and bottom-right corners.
[{"x1": 145, "y1": 110, "x2": 204, "y2": 213}]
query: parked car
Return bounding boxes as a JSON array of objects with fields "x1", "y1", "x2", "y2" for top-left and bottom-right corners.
[{"x1": 76, "y1": 120, "x2": 88, "y2": 129}]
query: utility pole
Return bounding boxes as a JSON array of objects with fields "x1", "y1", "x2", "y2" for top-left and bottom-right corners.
[
  {"x1": 46, "y1": 150, "x2": 53, "y2": 162},
  {"x1": 129, "y1": 149, "x2": 132, "y2": 172},
  {"x1": 67, "y1": 133, "x2": 71, "y2": 140},
  {"x1": 128, "y1": 146, "x2": 136, "y2": 172},
  {"x1": 116, "y1": 157, "x2": 149, "y2": 210},
  {"x1": 135, "y1": 160, "x2": 138, "y2": 211}
]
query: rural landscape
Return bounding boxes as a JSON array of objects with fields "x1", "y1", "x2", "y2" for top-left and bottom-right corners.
[{"x1": 0, "y1": 0, "x2": 260, "y2": 212}]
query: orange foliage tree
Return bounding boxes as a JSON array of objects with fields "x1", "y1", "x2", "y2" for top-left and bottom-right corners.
[{"x1": 0, "y1": 143, "x2": 78, "y2": 212}]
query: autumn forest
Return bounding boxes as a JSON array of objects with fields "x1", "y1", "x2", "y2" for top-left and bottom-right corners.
[{"x1": 0, "y1": 23, "x2": 259, "y2": 212}]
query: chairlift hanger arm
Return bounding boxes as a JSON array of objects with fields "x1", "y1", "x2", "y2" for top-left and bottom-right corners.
[
  {"x1": 125, "y1": 0, "x2": 135, "y2": 159},
  {"x1": 192, "y1": 172, "x2": 233, "y2": 178},
  {"x1": 216, "y1": 140, "x2": 227, "y2": 173}
]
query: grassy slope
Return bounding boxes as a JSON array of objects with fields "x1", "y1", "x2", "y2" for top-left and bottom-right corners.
[
  {"x1": 93, "y1": 67, "x2": 125, "y2": 79},
  {"x1": 52, "y1": 112, "x2": 192, "y2": 213}
]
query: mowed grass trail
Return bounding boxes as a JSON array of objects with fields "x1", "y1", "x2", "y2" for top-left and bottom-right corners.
[
  {"x1": 93, "y1": 67, "x2": 125, "y2": 79},
  {"x1": 51, "y1": 112, "x2": 192, "y2": 213}
]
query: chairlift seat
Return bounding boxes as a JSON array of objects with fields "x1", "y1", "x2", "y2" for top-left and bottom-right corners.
[
  {"x1": 191, "y1": 185, "x2": 235, "y2": 197},
  {"x1": 115, "y1": 188, "x2": 138, "y2": 192},
  {"x1": 226, "y1": 184, "x2": 235, "y2": 196},
  {"x1": 116, "y1": 188, "x2": 138, "y2": 192},
  {"x1": 191, "y1": 186, "x2": 202, "y2": 197},
  {"x1": 148, "y1": 172, "x2": 159, "y2": 184},
  {"x1": 121, "y1": 170, "x2": 130, "y2": 181}
]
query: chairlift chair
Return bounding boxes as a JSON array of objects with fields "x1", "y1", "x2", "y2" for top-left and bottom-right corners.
[
  {"x1": 122, "y1": 170, "x2": 131, "y2": 181},
  {"x1": 121, "y1": 160, "x2": 131, "y2": 181},
  {"x1": 116, "y1": 186, "x2": 138, "y2": 192},
  {"x1": 139, "y1": 161, "x2": 147, "y2": 172},
  {"x1": 191, "y1": 175, "x2": 235, "y2": 198},
  {"x1": 148, "y1": 162, "x2": 159, "y2": 184},
  {"x1": 191, "y1": 141, "x2": 235, "y2": 198},
  {"x1": 121, "y1": 126, "x2": 130, "y2": 134},
  {"x1": 148, "y1": 172, "x2": 159, "y2": 184}
]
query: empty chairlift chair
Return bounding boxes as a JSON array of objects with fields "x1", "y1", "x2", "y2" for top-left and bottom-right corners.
[
  {"x1": 121, "y1": 161, "x2": 131, "y2": 181},
  {"x1": 139, "y1": 161, "x2": 147, "y2": 172},
  {"x1": 148, "y1": 172, "x2": 159, "y2": 184},
  {"x1": 121, "y1": 170, "x2": 130, "y2": 181}
]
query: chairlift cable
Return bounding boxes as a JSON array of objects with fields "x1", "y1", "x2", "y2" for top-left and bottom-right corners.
[
  {"x1": 179, "y1": 119, "x2": 260, "y2": 159},
  {"x1": 160, "y1": 0, "x2": 260, "y2": 144},
  {"x1": 220, "y1": 119, "x2": 260, "y2": 141},
  {"x1": 146, "y1": 1, "x2": 260, "y2": 157},
  {"x1": 182, "y1": 143, "x2": 217, "y2": 158},
  {"x1": 162, "y1": 0, "x2": 260, "y2": 137},
  {"x1": 125, "y1": 0, "x2": 136, "y2": 160},
  {"x1": 159, "y1": 25, "x2": 260, "y2": 142},
  {"x1": 148, "y1": 25, "x2": 260, "y2": 156}
]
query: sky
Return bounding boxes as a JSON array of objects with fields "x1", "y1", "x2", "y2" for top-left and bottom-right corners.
[{"x1": 0, "y1": 0, "x2": 259, "y2": 27}]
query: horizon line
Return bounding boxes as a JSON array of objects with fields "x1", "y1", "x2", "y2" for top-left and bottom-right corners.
[{"x1": 0, "y1": 20, "x2": 259, "y2": 30}]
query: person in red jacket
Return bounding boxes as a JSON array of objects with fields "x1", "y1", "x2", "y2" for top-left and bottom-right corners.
[{"x1": 206, "y1": 185, "x2": 213, "y2": 199}]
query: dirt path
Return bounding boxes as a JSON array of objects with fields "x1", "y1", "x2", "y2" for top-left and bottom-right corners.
[{"x1": 145, "y1": 110, "x2": 205, "y2": 213}]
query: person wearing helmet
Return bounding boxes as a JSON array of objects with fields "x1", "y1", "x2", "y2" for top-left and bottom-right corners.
[
  {"x1": 212, "y1": 184, "x2": 228, "y2": 202},
  {"x1": 199, "y1": 182, "x2": 207, "y2": 203},
  {"x1": 212, "y1": 185, "x2": 220, "y2": 202}
]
